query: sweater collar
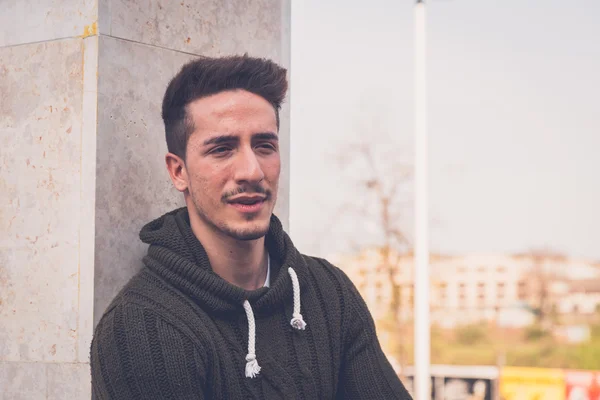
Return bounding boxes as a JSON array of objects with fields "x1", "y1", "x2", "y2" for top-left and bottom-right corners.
[{"x1": 139, "y1": 207, "x2": 308, "y2": 315}]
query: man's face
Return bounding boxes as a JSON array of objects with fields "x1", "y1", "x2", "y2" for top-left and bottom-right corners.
[{"x1": 178, "y1": 89, "x2": 280, "y2": 241}]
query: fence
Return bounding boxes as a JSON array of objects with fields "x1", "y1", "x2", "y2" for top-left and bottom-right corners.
[{"x1": 401, "y1": 365, "x2": 600, "y2": 400}]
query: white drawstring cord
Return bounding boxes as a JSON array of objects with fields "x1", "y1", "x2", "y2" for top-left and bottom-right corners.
[
  {"x1": 241, "y1": 267, "x2": 306, "y2": 378},
  {"x1": 288, "y1": 268, "x2": 307, "y2": 330},
  {"x1": 242, "y1": 300, "x2": 261, "y2": 378}
]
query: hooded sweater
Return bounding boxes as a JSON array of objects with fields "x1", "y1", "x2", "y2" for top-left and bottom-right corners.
[{"x1": 90, "y1": 208, "x2": 411, "y2": 400}]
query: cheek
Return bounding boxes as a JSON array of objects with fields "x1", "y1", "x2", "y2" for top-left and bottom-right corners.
[
  {"x1": 263, "y1": 157, "x2": 281, "y2": 182},
  {"x1": 189, "y1": 164, "x2": 228, "y2": 197}
]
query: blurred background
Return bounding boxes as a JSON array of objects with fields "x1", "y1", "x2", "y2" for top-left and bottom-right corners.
[
  {"x1": 290, "y1": 0, "x2": 600, "y2": 399},
  {"x1": 1, "y1": 0, "x2": 599, "y2": 399}
]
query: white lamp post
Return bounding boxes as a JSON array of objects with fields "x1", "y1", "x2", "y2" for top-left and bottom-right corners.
[{"x1": 414, "y1": 0, "x2": 430, "y2": 399}]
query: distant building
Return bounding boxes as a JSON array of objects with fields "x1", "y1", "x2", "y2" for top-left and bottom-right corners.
[
  {"x1": 557, "y1": 280, "x2": 600, "y2": 315},
  {"x1": 331, "y1": 248, "x2": 600, "y2": 328}
]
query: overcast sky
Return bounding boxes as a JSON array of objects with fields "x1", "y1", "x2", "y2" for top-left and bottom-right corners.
[{"x1": 289, "y1": 0, "x2": 600, "y2": 261}]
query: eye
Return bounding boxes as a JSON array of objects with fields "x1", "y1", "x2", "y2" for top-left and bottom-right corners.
[
  {"x1": 210, "y1": 146, "x2": 232, "y2": 156},
  {"x1": 256, "y1": 143, "x2": 277, "y2": 153}
]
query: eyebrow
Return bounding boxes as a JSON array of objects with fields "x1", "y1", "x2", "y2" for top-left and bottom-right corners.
[
  {"x1": 203, "y1": 135, "x2": 238, "y2": 146},
  {"x1": 253, "y1": 132, "x2": 279, "y2": 142},
  {"x1": 202, "y1": 132, "x2": 278, "y2": 146}
]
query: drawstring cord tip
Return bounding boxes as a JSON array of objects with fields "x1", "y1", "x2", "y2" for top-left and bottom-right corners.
[
  {"x1": 245, "y1": 354, "x2": 261, "y2": 378},
  {"x1": 290, "y1": 313, "x2": 307, "y2": 330}
]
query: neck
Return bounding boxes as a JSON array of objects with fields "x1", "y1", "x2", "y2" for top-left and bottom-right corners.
[{"x1": 188, "y1": 209, "x2": 268, "y2": 291}]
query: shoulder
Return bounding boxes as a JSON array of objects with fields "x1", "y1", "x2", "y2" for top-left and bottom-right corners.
[
  {"x1": 300, "y1": 254, "x2": 367, "y2": 317},
  {"x1": 92, "y1": 269, "x2": 213, "y2": 355},
  {"x1": 90, "y1": 273, "x2": 210, "y2": 398},
  {"x1": 303, "y1": 254, "x2": 374, "y2": 317},
  {"x1": 301, "y1": 254, "x2": 360, "y2": 293}
]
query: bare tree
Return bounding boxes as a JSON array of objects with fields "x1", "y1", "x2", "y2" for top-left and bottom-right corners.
[
  {"x1": 516, "y1": 248, "x2": 566, "y2": 327},
  {"x1": 336, "y1": 136, "x2": 414, "y2": 369}
]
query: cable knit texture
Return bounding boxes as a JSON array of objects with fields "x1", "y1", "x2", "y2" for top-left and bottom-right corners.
[{"x1": 90, "y1": 208, "x2": 412, "y2": 399}]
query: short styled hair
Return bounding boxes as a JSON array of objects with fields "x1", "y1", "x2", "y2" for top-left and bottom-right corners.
[{"x1": 161, "y1": 54, "x2": 288, "y2": 159}]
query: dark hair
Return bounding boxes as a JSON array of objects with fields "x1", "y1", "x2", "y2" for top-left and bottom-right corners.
[{"x1": 161, "y1": 54, "x2": 288, "y2": 159}]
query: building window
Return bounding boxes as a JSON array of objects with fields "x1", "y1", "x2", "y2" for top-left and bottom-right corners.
[
  {"x1": 517, "y1": 281, "x2": 527, "y2": 300},
  {"x1": 458, "y1": 284, "x2": 467, "y2": 312},
  {"x1": 497, "y1": 265, "x2": 506, "y2": 273},
  {"x1": 477, "y1": 282, "x2": 485, "y2": 302},
  {"x1": 477, "y1": 266, "x2": 486, "y2": 273},
  {"x1": 497, "y1": 282, "x2": 505, "y2": 299},
  {"x1": 458, "y1": 266, "x2": 467, "y2": 273},
  {"x1": 439, "y1": 283, "x2": 447, "y2": 300},
  {"x1": 403, "y1": 284, "x2": 414, "y2": 307}
]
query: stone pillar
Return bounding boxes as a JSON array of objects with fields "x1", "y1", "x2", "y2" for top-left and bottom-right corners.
[{"x1": 0, "y1": 1, "x2": 290, "y2": 398}]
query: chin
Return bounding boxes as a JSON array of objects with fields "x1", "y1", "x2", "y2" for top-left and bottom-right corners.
[
  {"x1": 222, "y1": 218, "x2": 271, "y2": 241},
  {"x1": 225, "y1": 226, "x2": 269, "y2": 241},
  {"x1": 229, "y1": 230, "x2": 267, "y2": 241}
]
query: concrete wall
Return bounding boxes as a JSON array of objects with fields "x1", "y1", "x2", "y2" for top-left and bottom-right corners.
[
  {"x1": 0, "y1": 1, "x2": 290, "y2": 398},
  {"x1": 93, "y1": 0, "x2": 292, "y2": 325},
  {"x1": 0, "y1": 32, "x2": 97, "y2": 400}
]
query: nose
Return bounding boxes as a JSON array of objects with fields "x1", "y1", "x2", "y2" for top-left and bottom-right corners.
[{"x1": 233, "y1": 147, "x2": 265, "y2": 184}]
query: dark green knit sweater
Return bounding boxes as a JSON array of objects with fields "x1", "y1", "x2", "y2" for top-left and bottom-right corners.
[{"x1": 90, "y1": 208, "x2": 411, "y2": 399}]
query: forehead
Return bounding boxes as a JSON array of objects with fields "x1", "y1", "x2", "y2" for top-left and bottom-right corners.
[{"x1": 186, "y1": 90, "x2": 277, "y2": 137}]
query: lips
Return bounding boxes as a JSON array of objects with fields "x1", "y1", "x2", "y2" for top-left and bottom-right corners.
[
  {"x1": 232, "y1": 197, "x2": 263, "y2": 205},
  {"x1": 227, "y1": 195, "x2": 267, "y2": 213}
]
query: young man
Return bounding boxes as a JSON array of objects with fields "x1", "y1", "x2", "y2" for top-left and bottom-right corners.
[{"x1": 90, "y1": 55, "x2": 411, "y2": 399}]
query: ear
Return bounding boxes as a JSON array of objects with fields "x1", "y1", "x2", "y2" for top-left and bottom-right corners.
[{"x1": 165, "y1": 152, "x2": 189, "y2": 192}]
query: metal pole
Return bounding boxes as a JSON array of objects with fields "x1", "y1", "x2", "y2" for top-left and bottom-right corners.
[{"x1": 414, "y1": 0, "x2": 430, "y2": 399}]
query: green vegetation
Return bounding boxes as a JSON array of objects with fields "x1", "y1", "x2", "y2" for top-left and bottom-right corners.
[{"x1": 377, "y1": 320, "x2": 600, "y2": 370}]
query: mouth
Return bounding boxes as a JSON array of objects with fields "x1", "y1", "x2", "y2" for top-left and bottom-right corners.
[{"x1": 226, "y1": 195, "x2": 267, "y2": 214}]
